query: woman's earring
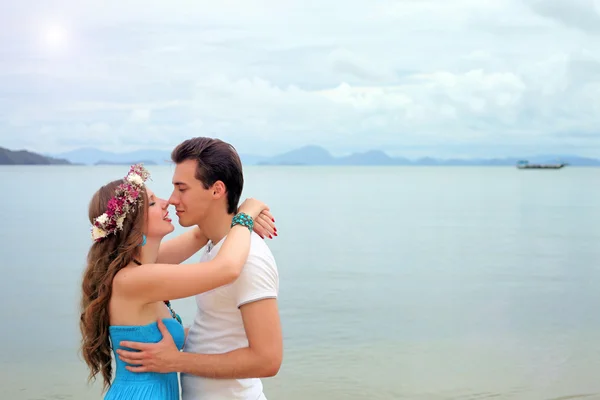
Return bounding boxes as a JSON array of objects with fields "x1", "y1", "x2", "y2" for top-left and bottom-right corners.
[{"x1": 141, "y1": 234, "x2": 147, "y2": 246}]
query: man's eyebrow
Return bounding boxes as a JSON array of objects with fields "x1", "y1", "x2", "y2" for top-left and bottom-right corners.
[{"x1": 173, "y1": 181, "x2": 187, "y2": 186}]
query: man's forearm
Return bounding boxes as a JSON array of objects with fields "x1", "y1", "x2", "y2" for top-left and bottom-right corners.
[{"x1": 173, "y1": 347, "x2": 280, "y2": 379}]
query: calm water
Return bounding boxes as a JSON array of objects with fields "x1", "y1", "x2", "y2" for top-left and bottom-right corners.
[{"x1": 1, "y1": 165, "x2": 599, "y2": 400}]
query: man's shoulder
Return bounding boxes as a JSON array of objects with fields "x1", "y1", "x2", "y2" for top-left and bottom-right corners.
[
  {"x1": 243, "y1": 232, "x2": 278, "y2": 276},
  {"x1": 234, "y1": 233, "x2": 279, "y2": 303},
  {"x1": 249, "y1": 232, "x2": 276, "y2": 260}
]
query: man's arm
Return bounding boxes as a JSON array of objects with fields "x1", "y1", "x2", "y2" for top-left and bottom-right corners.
[
  {"x1": 156, "y1": 226, "x2": 208, "y2": 264},
  {"x1": 117, "y1": 298, "x2": 282, "y2": 378},
  {"x1": 175, "y1": 298, "x2": 282, "y2": 378}
]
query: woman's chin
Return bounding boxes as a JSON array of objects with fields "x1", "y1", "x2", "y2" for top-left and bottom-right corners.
[{"x1": 156, "y1": 223, "x2": 176, "y2": 238}]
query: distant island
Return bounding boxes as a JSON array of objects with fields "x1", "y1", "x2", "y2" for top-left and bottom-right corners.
[
  {"x1": 2, "y1": 144, "x2": 599, "y2": 167},
  {"x1": 0, "y1": 146, "x2": 71, "y2": 165}
]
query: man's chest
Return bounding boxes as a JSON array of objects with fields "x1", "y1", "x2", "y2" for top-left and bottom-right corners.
[
  {"x1": 192, "y1": 284, "x2": 245, "y2": 341},
  {"x1": 197, "y1": 249, "x2": 238, "y2": 312},
  {"x1": 195, "y1": 283, "x2": 238, "y2": 313},
  {"x1": 195, "y1": 244, "x2": 246, "y2": 324}
]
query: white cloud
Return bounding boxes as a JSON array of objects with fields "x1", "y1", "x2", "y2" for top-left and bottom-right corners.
[
  {"x1": 0, "y1": 0, "x2": 599, "y2": 157},
  {"x1": 527, "y1": 0, "x2": 600, "y2": 34},
  {"x1": 129, "y1": 109, "x2": 151, "y2": 123}
]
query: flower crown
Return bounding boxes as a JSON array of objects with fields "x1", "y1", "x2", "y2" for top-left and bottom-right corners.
[{"x1": 91, "y1": 164, "x2": 151, "y2": 242}]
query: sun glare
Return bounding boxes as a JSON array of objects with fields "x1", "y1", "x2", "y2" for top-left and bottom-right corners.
[{"x1": 40, "y1": 24, "x2": 70, "y2": 53}]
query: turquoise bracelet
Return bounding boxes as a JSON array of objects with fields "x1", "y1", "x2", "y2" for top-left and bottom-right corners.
[{"x1": 231, "y1": 212, "x2": 254, "y2": 231}]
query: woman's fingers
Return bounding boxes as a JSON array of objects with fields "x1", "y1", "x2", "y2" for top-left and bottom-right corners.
[
  {"x1": 254, "y1": 213, "x2": 277, "y2": 239},
  {"x1": 261, "y1": 213, "x2": 277, "y2": 236},
  {"x1": 261, "y1": 209, "x2": 275, "y2": 222}
]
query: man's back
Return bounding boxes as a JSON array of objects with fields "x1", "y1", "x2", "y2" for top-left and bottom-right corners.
[{"x1": 182, "y1": 232, "x2": 279, "y2": 400}]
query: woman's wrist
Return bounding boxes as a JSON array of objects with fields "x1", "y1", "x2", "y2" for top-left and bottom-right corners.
[{"x1": 231, "y1": 212, "x2": 254, "y2": 232}]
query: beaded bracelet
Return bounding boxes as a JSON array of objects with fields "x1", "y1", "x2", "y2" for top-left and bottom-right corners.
[{"x1": 231, "y1": 212, "x2": 254, "y2": 231}]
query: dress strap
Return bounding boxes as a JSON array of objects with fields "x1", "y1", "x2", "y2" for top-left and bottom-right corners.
[{"x1": 164, "y1": 301, "x2": 183, "y2": 325}]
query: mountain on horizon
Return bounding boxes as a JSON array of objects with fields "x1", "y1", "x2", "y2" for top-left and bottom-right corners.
[
  {"x1": 259, "y1": 145, "x2": 335, "y2": 165},
  {"x1": 1, "y1": 146, "x2": 71, "y2": 165},
  {"x1": 94, "y1": 160, "x2": 158, "y2": 166},
  {"x1": 46, "y1": 145, "x2": 600, "y2": 167},
  {"x1": 50, "y1": 148, "x2": 171, "y2": 165},
  {"x1": 50, "y1": 147, "x2": 267, "y2": 166}
]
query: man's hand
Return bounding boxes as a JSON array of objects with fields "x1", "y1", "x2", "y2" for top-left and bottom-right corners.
[{"x1": 116, "y1": 319, "x2": 181, "y2": 373}]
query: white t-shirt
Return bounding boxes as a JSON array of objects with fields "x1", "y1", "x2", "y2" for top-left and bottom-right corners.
[{"x1": 181, "y1": 231, "x2": 279, "y2": 400}]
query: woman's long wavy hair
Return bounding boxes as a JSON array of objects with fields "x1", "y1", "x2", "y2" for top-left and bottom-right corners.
[{"x1": 79, "y1": 179, "x2": 148, "y2": 392}]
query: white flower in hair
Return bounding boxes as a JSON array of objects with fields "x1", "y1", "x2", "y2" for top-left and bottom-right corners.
[
  {"x1": 96, "y1": 214, "x2": 109, "y2": 225},
  {"x1": 92, "y1": 226, "x2": 108, "y2": 241},
  {"x1": 127, "y1": 174, "x2": 144, "y2": 186}
]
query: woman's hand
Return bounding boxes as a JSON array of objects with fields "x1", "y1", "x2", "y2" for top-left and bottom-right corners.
[
  {"x1": 238, "y1": 198, "x2": 278, "y2": 239},
  {"x1": 238, "y1": 198, "x2": 269, "y2": 220},
  {"x1": 254, "y1": 209, "x2": 277, "y2": 239}
]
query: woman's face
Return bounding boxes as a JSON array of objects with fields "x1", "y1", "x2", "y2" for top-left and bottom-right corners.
[{"x1": 145, "y1": 188, "x2": 174, "y2": 239}]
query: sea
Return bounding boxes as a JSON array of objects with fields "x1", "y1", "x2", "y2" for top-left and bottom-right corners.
[{"x1": 0, "y1": 165, "x2": 599, "y2": 400}]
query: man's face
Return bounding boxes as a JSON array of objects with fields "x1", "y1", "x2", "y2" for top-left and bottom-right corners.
[{"x1": 168, "y1": 160, "x2": 213, "y2": 227}]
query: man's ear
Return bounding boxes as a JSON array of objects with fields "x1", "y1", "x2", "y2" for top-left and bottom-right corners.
[{"x1": 211, "y1": 181, "x2": 226, "y2": 198}]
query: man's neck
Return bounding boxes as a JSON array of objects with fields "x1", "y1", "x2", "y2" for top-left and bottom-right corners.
[{"x1": 200, "y1": 210, "x2": 236, "y2": 245}]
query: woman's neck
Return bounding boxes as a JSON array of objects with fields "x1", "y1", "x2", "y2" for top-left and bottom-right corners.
[{"x1": 136, "y1": 237, "x2": 160, "y2": 264}]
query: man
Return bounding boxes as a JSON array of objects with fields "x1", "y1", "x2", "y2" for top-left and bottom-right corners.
[{"x1": 117, "y1": 137, "x2": 283, "y2": 400}]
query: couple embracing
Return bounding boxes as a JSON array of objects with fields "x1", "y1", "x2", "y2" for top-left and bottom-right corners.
[{"x1": 80, "y1": 137, "x2": 282, "y2": 400}]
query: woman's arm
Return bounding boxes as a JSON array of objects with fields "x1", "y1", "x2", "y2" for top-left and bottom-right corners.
[
  {"x1": 156, "y1": 227, "x2": 208, "y2": 264},
  {"x1": 156, "y1": 210, "x2": 278, "y2": 265},
  {"x1": 115, "y1": 198, "x2": 268, "y2": 303},
  {"x1": 115, "y1": 223, "x2": 252, "y2": 303}
]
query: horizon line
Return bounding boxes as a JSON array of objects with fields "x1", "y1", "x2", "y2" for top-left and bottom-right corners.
[{"x1": 2, "y1": 144, "x2": 599, "y2": 161}]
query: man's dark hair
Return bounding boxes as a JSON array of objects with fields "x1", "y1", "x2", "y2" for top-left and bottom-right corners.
[{"x1": 171, "y1": 137, "x2": 244, "y2": 214}]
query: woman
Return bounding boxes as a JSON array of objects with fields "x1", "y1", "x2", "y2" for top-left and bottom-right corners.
[{"x1": 79, "y1": 164, "x2": 277, "y2": 399}]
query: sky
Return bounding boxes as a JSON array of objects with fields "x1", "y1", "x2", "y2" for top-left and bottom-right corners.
[{"x1": 1, "y1": 0, "x2": 599, "y2": 158}]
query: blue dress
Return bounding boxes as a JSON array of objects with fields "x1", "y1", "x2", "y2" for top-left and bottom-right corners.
[{"x1": 105, "y1": 318, "x2": 186, "y2": 400}]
